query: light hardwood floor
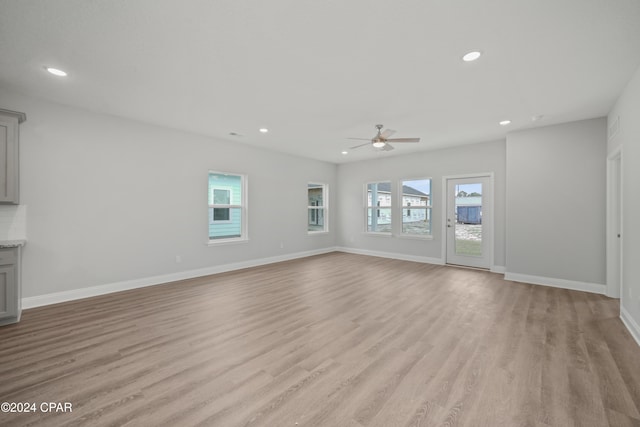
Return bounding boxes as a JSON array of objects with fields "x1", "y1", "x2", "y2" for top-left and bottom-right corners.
[{"x1": 1, "y1": 252, "x2": 639, "y2": 426}]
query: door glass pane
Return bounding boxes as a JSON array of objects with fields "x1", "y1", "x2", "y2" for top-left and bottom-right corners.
[{"x1": 454, "y1": 183, "x2": 482, "y2": 256}]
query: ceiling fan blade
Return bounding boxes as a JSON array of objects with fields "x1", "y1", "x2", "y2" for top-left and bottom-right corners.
[
  {"x1": 385, "y1": 137, "x2": 420, "y2": 143},
  {"x1": 349, "y1": 142, "x2": 371, "y2": 149},
  {"x1": 347, "y1": 137, "x2": 372, "y2": 141},
  {"x1": 382, "y1": 144, "x2": 395, "y2": 151},
  {"x1": 380, "y1": 129, "x2": 396, "y2": 139}
]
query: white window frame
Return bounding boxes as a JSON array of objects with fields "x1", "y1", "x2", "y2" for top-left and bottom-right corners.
[
  {"x1": 208, "y1": 171, "x2": 248, "y2": 245},
  {"x1": 307, "y1": 182, "x2": 329, "y2": 234},
  {"x1": 398, "y1": 177, "x2": 433, "y2": 239},
  {"x1": 365, "y1": 181, "x2": 392, "y2": 235}
]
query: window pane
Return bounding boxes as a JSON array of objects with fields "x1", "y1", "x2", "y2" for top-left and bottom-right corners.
[
  {"x1": 209, "y1": 173, "x2": 242, "y2": 205},
  {"x1": 367, "y1": 182, "x2": 391, "y2": 207},
  {"x1": 308, "y1": 208, "x2": 324, "y2": 231},
  {"x1": 402, "y1": 179, "x2": 430, "y2": 207},
  {"x1": 402, "y1": 207, "x2": 431, "y2": 235},
  {"x1": 367, "y1": 208, "x2": 392, "y2": 233},
  {"x1": 401, "y1": 179, "x2": 431, "y2": 236},
  {"x1": 213, "y1": 207, "x2": 230, "y2": 221},
  {"x1": 308, "y1": 184, "x2": 324, "y2": 207},
  {"x1": 209, "y1": 207, "x2": 242, "y2": 239},
  {"x1": 213, "y1": 189, "x2": 230, "y2": 205},
  {"x1": 455, "y1": 183, "x2": 482, "y2": 256}
]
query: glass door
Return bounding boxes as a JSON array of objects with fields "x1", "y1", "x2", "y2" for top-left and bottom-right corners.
[{"x1": 446, "y1": 176, "x2": 492, "y2": 268}]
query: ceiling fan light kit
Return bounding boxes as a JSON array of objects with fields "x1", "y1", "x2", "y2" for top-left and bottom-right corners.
[{"x1": 348, "y1": 124, "x2": 420, "y2": 151}]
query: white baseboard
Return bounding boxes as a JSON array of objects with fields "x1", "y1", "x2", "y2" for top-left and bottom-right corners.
[
  {"x1": 504, "y1": 272, "x2": 606, "y2": 295},
  {"x1": 621, "y1": 305, "x2": 640, "y2": 348},
  {"x1": 22, "y1": 247, "x2": 339, "y2": 309},
  {"x1": 335, "y1": 246, "x2": 444, "y2": 266},
  {"x1": 490, "y1": 265, "x2": 506, "y2": 274}
]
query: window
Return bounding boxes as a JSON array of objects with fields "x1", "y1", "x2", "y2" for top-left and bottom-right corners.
[
  {"x1": 308, "y1": 183, "x2": 328, "y2": 233},
  {"x1": 401, "y1": 178, "x2": 431, "y2": 236},
  {"x1": 366, "y1": 182, "x2": 392, "y2": 233},
  {"x1": 208, "y1": 171, "x2": 247, "y2": 242}
]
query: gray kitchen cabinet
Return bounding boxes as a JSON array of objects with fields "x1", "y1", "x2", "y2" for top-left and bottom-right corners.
[
  {"x1": 0, "y1": 109, "x2": 26, "y2": 204},
  {"x1": 0, "y1": 246, "x2": 21, "y2": 326}
]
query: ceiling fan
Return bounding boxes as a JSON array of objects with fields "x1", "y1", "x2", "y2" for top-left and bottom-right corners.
[{"x1": 349, "y1": 124, "x2": 421, "y2": 151}]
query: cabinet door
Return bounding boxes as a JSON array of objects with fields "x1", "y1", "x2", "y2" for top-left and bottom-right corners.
[
  {"x1": 0, "y1": 264, "x2": 17, "y2": 319},
  {"x1": 0, "y1": 116, "x2": 19, "y2": 203}
]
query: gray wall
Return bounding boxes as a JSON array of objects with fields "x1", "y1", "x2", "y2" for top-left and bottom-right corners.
[
  {"x1": 1, "y1": 89, "x2": 337, "y2": 298},
  {"x1": 505, "y1": 118, "x2": 607, "y2": 285},
  {"x1": 336, "y1": 140, "x2": 507, "y2": 268},
  {"x1": 0, "y1": 86, "x2": 624, "y2": 320},
  {"x1": 608, "y1": 63, "x2": 640, "y2": 338}
]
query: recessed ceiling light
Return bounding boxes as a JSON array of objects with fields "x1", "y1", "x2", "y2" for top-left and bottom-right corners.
[
  {"x1": 45, "y1": 67, "x2": 68, "y2": 77},
  {"x1": 499, "y1": 120, "x2": 511, "y2": 126},
  {"x1": 462, "y1": 51, "x2": 482, "y2": 62},
  {"x1": 341, "y1": 151, "x2": 348, "y2": 155},
  {"x1": 259, "y1": 128, "x2": 269, "y2": 133}
]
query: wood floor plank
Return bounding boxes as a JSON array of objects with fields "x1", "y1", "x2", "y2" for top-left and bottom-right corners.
[{"x1": 1, "y1": 252, "x2": 639, "y2": 426}]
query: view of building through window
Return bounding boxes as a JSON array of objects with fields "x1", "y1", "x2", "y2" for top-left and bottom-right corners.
[
  {"x1": 366, "y1": 180, "x2": 431, "y2": 235},
  {"x1": 401, "y1": 179, "x2": 431, "y2": 235},
  {"x1": 308, "y1": 183, "x2": 327, "y2": 232},
  {"x1": 367, "y1": 182, "x2": 392, "y2": 232},
  {"x1": 208, "y1": 172, "x2": 246, "y2": 241}
]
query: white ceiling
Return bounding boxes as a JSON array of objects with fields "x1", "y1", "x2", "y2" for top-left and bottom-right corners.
[{"x1": 1, "y1": 1, "x2": 639, "y2": 164}]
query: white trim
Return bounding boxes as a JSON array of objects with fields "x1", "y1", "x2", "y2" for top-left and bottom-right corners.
[
  {"x1": 620, "y1": 305, "x2": 640, "y2": 348},
  {"x1": 491, "y1": 265, "x2": 506, "y2": 274},
  {"x1": 206, "y1": 237, "x2": 249, "y2": 246},
  {"x1": 22, "y1": 247, "x2": 338, "y2": 309},
  {"x1": 336, "y1": 246, "x2": 444, "y2": 265},
  {"x1": 395, "y1": 234, "x2": 434, "y2": 241},
  {"x1": 606, "y1": 146, "x2": 623, "y2": 298},
  {"x1": 362, "y1": 232, "x2": 392, "y2": 238},
  {"x1": 504, "y1": 272, "x2": 606, "y2": 295}
]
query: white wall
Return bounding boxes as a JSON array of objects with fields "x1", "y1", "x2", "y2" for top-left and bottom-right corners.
[
  {"x1": 336, "y1": 140, "x2": 506, "y2": 268},
  {"x1": 505, "y1": 118, "x2": 607, "y2": 291},
  {"x1": 0, "y1": 88, "x2": 337, "y2": 300},
  {"x1": 608, "y1": 64, "x2": 640, "y2": 344}
]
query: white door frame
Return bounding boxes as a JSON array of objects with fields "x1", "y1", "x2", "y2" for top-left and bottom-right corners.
[
  {"x1": 441, "y1": 173, "x2": 494, "y2": 269},
  {"x1": 606, "y1": 147, "x2": 623, "y2": 298}
]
